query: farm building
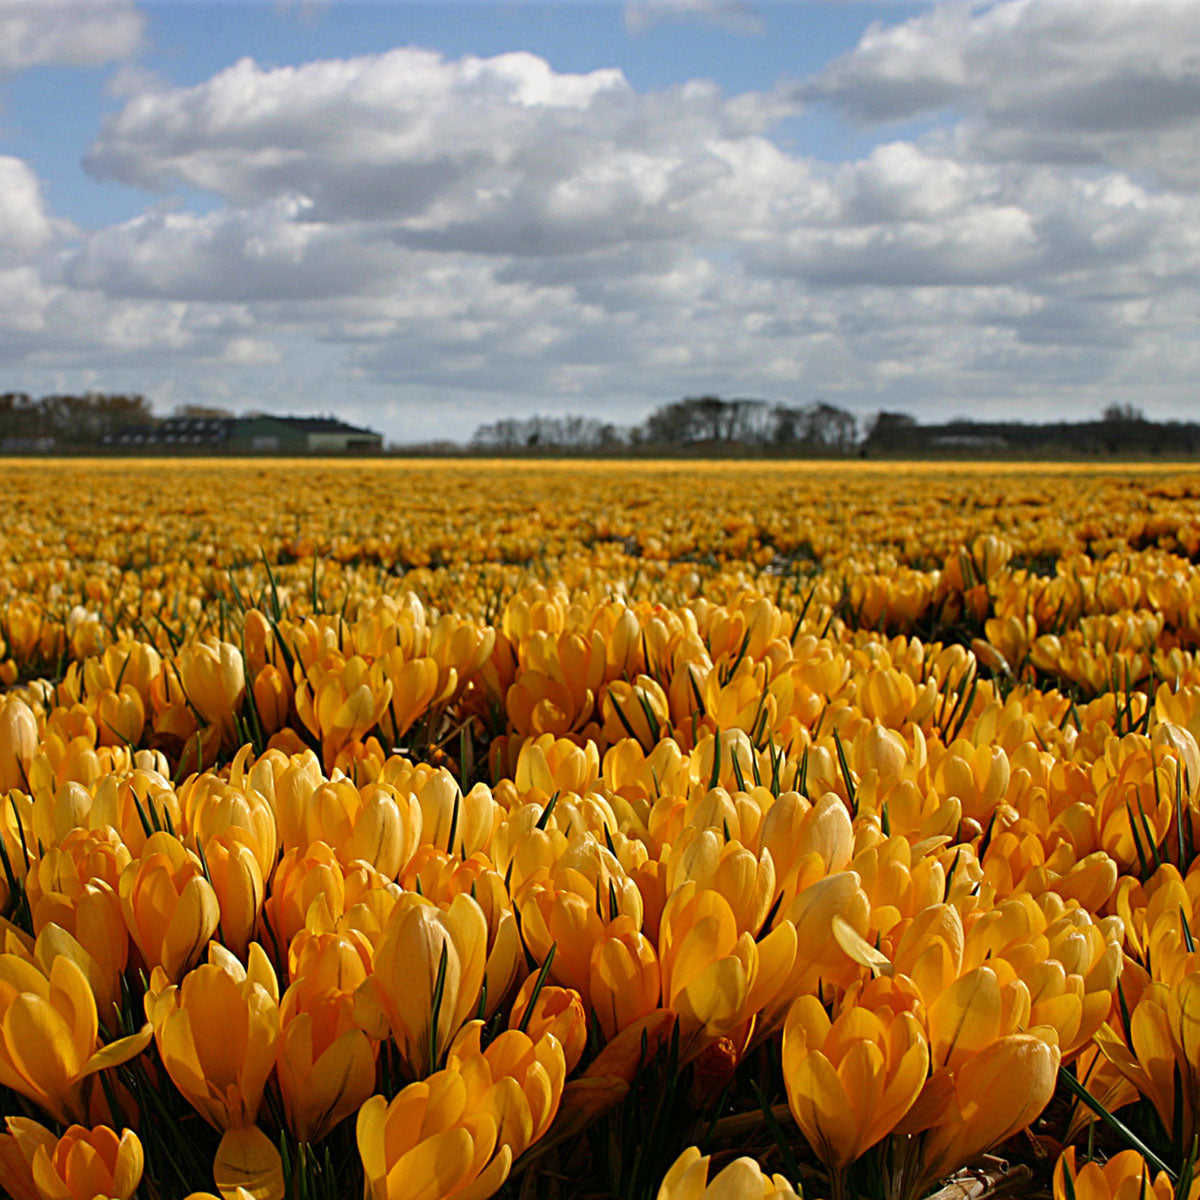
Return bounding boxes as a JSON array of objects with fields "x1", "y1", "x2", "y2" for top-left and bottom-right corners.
[
  {"x1": 102, "y1": 413, "x2": 384, "y2": 454},
  {"x1": 229, "y1": 415, "x2": 384, "y2": 453}
]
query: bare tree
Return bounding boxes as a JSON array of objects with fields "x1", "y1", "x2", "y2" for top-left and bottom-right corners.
[{"x1": 803, "y1": 402, "x2": 857, "y2": 450}]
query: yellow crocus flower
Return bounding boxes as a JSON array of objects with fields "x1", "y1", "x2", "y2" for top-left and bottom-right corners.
[
  {"x1": 656, "y1": 1146, "x2": 799, "y2": 1200},
  {"x1": 665, "y1": 831, "x2": 776, "y2": 939},
  {"x1": 0, "y1": 953, "x2": 151, "y2": 1124},
  {"x1": 588, "y1": 914, "x2": 661, "y2": 1041},
  {"x1": 658, "y1": 882, "x2": 758, "y2": 1051},
  {"x1": 178, "y1": 640, "x2": 246, "y2": 746},
  {"x1": 294, "y1": 653, "x2": 393, "y2": 768},
  {"x1": 354, "y1": 892, "x2": 488, "y2": 1079},
  {"x1": 2, "y1": 1118, "x2": 143, "y2": 1200},
  {"x1": 376, "y1": 650, "x2": 442, "y2": 744},
  {"x1": 1096, "y1": 972, "x2": 1200, "y2": 1153},
  {"x1": 356, "y1": 1022, "x2": 564, "y2": 1200},
  {"x1": 119, "y1": 830, "x2": 220, "y2": 982},
  {"x1": 896, "y1": 1033, "x2": 1060, "y2": 1200},
  {"x1": 782, "y1": 994, "x2": 928, "y2": 1176},
  {"x1": 278, "y1": 940, "x2": 376, "y2": 1144},
  {"x1": 0, "y1": 695, "x2": 38, "y2": 792},
  {"x1": 1053, "y1": 1147, "x2": 1200, "y2": 1200},
  {"x1": 144, "y1": 941, "x2": 280, "y2": 1132},
  {"x1": 508, "y1": 976, "x2": 587, "y2": 1074}
]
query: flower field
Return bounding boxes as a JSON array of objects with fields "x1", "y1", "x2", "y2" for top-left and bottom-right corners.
[{"x1": 1, "y1": 456, "x2": 1199, "y2": 1200}]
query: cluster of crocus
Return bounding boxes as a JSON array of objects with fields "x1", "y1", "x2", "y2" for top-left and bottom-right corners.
[
  {"x1": 0, "y1": 1119, "x2": 144, "y2": 1200},
  {"x1": 1054, "y1": 1147, "x2": 1200, "y2": 1200},
  {"x1": 2, "y1": 459, "x2": 1200, "y2": 1200},
  {"x1": 656, "y1": 1146, "x2": 800, "y2": 1200}
]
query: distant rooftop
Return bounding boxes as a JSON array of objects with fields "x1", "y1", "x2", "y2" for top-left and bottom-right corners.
[{"x1": 264, "y1": 415, "x2": 377, "y2": 435}]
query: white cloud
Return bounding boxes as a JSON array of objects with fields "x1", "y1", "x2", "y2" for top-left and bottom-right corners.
[
  {"x1": 84, "y1": 49, "x2": 634, "y2": 206},
  {"x1": 805, "y1": 0, "x2": 1200, "y2": 189},
  {"x1": 66, "y1": 199, "x2": 408, "y2": 300},
  {"x1": 0, "y1": 0, "x2": 142, "y2": 75},
  {"x1": 746, "y1": 147, "x2": 1191, "y2": 289},
  {"x1": 0, "y1": 266, "x2": 53, "y2": 333},
  {"x1": 0, "y1": 156, "x2": 56, "y2": 257},
  {"x1": 845, "y1": 142, "x2": 977, "y2": 223},
  {"x1": 82, "y1": 48, "x2": 798, "y2": 256},
  {"x1": 222, "y1": 336, "x2": 281, "y2": 366},
  {"x1": 0, "y1": 27, "x2": 1198, "y2": 440}
]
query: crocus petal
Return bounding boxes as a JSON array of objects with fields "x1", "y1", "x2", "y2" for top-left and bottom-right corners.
[{"x1": 213, "y1": 1125, "x2": 284, "y2": 1200}]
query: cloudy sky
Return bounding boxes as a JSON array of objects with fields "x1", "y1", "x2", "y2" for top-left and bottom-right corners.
[{"x1": 2, "y1": 0, "x2": 1200, "y2": 444}]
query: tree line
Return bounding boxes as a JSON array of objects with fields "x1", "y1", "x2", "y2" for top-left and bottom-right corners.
[
  {"x1": 866, "y1": 404, "x2": 1200, "y2": 457},
  {"x1": 0, "y1": 391, "x2": 154, "y2": 448},
  {"x1": 470, "y1": 397, "x2": 1200, "y2": 458},
  {"x1": 471, "y1": 395, "x2": 860, "y2": 453},
  {"x1": 3, "y1": 390, "x2": 1196, "y2": 458}
]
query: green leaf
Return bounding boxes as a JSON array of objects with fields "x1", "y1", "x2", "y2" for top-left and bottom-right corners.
[{"x1": 1058, "y1": 1065, "x2": 1176, "y2": 1181}]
